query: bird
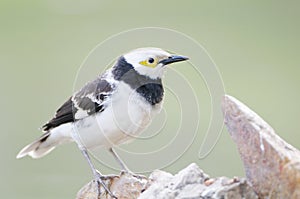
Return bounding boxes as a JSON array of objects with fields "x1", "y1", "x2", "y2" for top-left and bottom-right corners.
[{"x1": 16, "y1": 47, "x2": 189, "y2": 198}]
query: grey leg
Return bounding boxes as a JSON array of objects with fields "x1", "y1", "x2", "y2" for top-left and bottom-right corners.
[
  {"x1": 109, "y1": 148, "x2": 130, "y2": 172},
  {"x1": 80, "y1": 147, "x2": 117, "y2": 199},
  {"x1": 109, "y1": 148, "x2": 147, "y2": 180}
]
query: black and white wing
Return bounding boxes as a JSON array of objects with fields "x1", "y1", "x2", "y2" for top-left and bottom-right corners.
[{"x1": 42, "y1": 76, "x2": 115, "y2": 131}]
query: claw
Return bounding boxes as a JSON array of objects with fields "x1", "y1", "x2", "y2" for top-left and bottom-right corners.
[
  {"x1": 78, "y1": 148, "x2": 118, "y2": 198},
  {"x1": 120, "y1": 170, "x2": 146, "y2": 180},
  {"x1": 94, "y1": 171, "x2": 118, "y2": 199},
  {"x1": 96, "y1": 170, "x2": 119, "y2": 180}
]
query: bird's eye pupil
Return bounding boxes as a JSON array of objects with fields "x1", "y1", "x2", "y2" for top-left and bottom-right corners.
[{"x1": 148, "y1": 58, "x2": 154, "y2": 63}]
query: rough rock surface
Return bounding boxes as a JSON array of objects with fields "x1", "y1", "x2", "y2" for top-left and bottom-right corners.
[
  {"x1": 222, "y1": 95, "x2": 300, "y2": 198},
  {"x1": 139, "y1": 163, "x2": 257, "y2": 199},
  {"x1": 76, "y1": 172, "x2": 148, "y2": 199},
  {"x1": 76, "y1": 163, "x2": 257, "y2": 199}
]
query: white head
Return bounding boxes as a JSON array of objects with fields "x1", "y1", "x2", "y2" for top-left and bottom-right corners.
[{"x1": 123, "y1": 47, "x2": 188, "y2": 79}]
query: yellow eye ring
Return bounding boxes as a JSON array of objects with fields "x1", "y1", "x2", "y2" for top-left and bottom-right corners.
[{"x1": 139, "y1": 57, "x2": 157, "y2": 68}]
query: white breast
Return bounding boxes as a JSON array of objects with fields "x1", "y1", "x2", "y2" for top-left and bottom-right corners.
[{"x1": 72, "y1": 82, "x2": 163, "y2": 149}]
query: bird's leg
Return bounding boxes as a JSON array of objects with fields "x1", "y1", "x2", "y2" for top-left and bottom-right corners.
[
  {"x1": 80, "y1": 147, "x2": 117, "y2": 199},
  {"x1": 109, "y1": 148, "x2": 130, "y2": 172},
  {"x1": 109, "y1": 148, "x2": 146, "y2": 180}
]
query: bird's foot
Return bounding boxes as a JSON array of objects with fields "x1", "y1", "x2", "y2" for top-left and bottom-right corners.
[
  {"x1": 120, "y1": 170, "x2": 146, "y2": 180},
  {"x1": 99, "y1": 173, "x2": 120, "y2": 180},
  {"x1": 94, "y1": 170, "x2": 118, "y2": 199}
]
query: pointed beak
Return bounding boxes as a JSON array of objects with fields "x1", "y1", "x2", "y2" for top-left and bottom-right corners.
[{"x1": 159, "y1": 55, "x2": 189, "y2": 66}]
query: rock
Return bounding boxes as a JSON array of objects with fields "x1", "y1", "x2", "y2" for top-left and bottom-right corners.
[
  {"x1": 139, "y1": 163, "x2": 209, "y2": 199},
  {"x1": 222, "y1": 95, "x2": 300, "y2": 198},
  {"x1": 76, "y1": 163, "x2": 257, "y2": 199},
  {"x1": 76, "y1": 173, "x2": 148, "y2": 199},
  {"x1": 139, "y1": 163, "x2": 257, "y2": 199}
]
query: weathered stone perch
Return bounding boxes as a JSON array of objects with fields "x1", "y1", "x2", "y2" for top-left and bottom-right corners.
[
  {"x1": 76, "y1": 95, "x2": 300, "y2": 199},
  {"x1": 76, "y1": 163, "x2": 257, "y2": 199}
]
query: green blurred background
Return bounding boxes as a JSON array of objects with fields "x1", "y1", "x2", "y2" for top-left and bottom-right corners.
[{"x1": 1, "y1": 0, "x2": 300, "y2": 198}]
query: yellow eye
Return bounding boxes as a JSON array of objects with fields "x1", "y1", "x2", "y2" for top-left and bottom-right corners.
[{"x1": 139, "y1": 57, "x2": 157, "y2": 68}]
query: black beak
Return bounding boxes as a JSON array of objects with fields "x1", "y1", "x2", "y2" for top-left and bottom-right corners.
[{"x1": 159, "y1": 55, "x2": 189, "y2": 66}]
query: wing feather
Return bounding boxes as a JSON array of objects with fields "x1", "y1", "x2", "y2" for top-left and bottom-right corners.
[{"x1": 42, "y1": 77, "x2": 114, "y2": 131}]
